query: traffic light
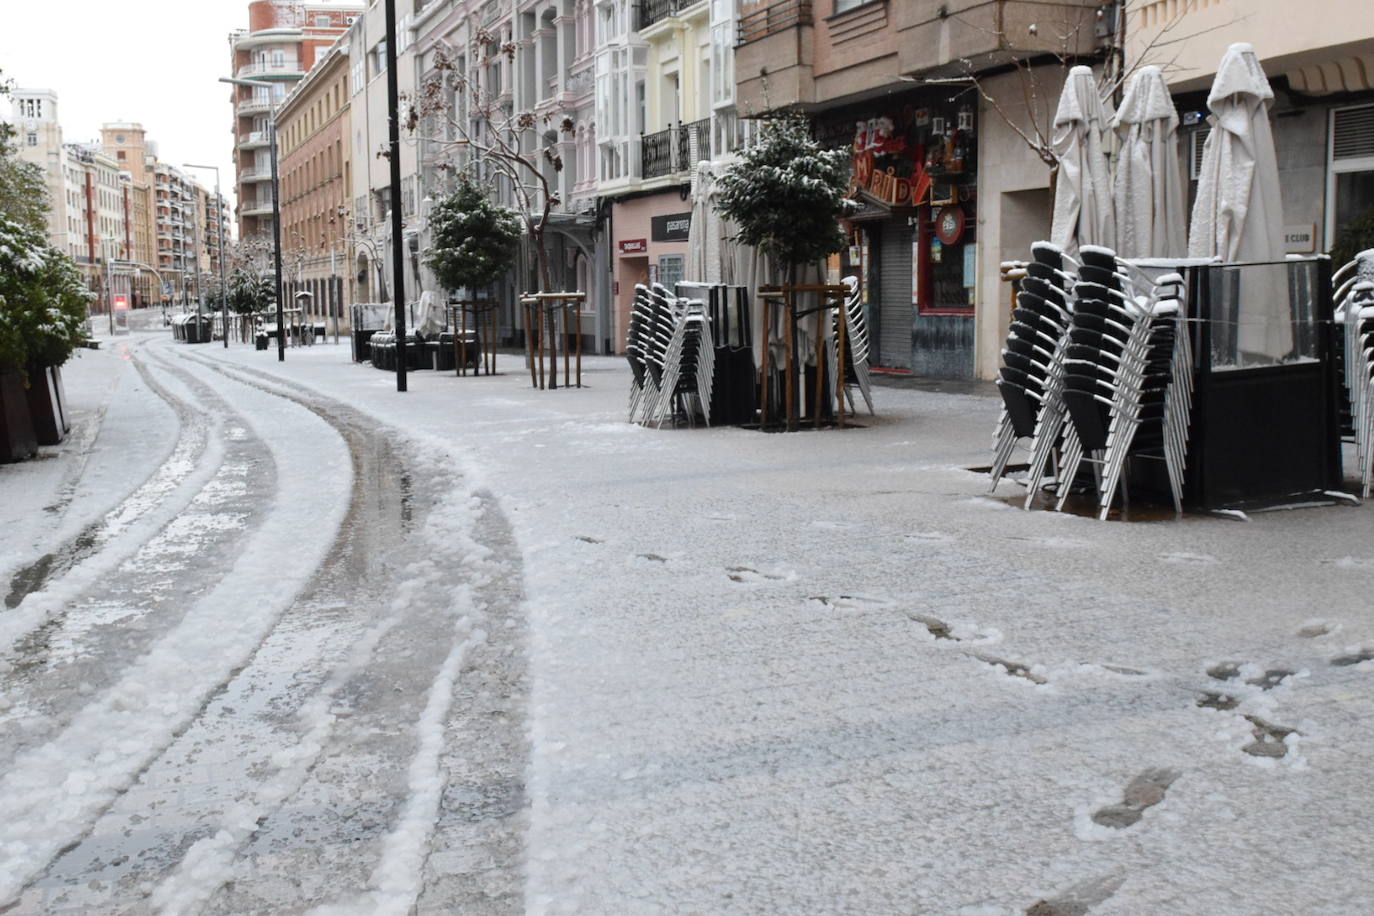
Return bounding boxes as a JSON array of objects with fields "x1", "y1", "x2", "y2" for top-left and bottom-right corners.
[{"x1": 114, "y1": 295, "x2": 128, "y2": 311}]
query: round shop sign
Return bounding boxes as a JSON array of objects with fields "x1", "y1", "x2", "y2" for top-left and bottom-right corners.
[{"x1": 935, "y1": 204, "x2": 966, "y2": 246}]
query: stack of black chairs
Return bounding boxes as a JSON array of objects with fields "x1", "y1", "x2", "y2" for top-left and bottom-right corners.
[
  {"x1": 679, "y1": 282, "x2": 757, "y2": 426},
  {"x1": 1050, "y1": 246, "x2": 1191, "y2": 519},
  {"x1": 990, "y1": 242, "x2": 1075, "y2": 492}
]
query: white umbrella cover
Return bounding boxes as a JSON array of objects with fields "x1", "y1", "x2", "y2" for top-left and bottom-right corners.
[
  {"x1": 1188, "y1": 43, "x2": 1289, "y2": 361},
  {"x1": 1113, "y1": 65, "x2": 1187, "y2": 259},
  {"x1": 1187, "y1": 43, "x2": 1284, "y2": 263},
  {"x1": 1050, "y1": 65, "x2": 1116, "y2": 256}
]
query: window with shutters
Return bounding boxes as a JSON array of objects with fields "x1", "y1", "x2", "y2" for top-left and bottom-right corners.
[{"x1": 1327, "y1": 103, "x2": 1374, "y2": 245}]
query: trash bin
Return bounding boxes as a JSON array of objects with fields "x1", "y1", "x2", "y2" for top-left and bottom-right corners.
[
  {"x1": 353, "y1": 328, "x2": 378, "y2": 362},
  {"x1": 256, "y1": 333, "x2": 268, "y2": 351},
  {"x1": 429, "y1": 338, "x2": 455, "y2": 372}
]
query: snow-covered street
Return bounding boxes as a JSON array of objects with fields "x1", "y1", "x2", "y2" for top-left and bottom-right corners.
[{"x1": 2, "y1": 329, "x2": 1372, "y2": 914}]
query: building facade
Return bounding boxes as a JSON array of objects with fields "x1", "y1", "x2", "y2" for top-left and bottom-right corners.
[
  {"x1": 277, "y1": 34, "x2": 353, "y2": 326},
  {"x1": 1128, "y1": 0, "x2": 1374, "y2": 256},
  {"x1": 229, "y1": 0, "x2": 361, "y2": 241}
]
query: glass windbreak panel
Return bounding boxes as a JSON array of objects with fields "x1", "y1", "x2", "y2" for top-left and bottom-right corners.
[
  {"x1": 1207, "y1": 260, "x2": 1322, "y2": 372},
  {"x1": 1333, "y1": 169, "x2": 1374, "y2": 237}
]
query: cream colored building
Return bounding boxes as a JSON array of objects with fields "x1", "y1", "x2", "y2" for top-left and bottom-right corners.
[{"x1": 1128, "y1": 0, "x2": 1374, "y2": 252}]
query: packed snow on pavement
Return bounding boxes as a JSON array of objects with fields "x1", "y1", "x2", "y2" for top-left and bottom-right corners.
[{"x1": 1, "y1": 328, "x2": 1371, "y2": 914}]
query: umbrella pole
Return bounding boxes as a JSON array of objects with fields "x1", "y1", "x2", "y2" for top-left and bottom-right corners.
[
  {"x1": 813, "y1": 308, "x2": 824, "y2": 429},
  {"x1": 760, "y1": 295, "x2": 772, "y2": 427},
  {"x1": 829, "y1": 299, "x2": 840, "y2": 431},
  {"x1": 785, "y1": 292, "x2": 796, "y2": 432},
  {"x1": 576, "y1": 302, "x2": 583, "y2": 388},
  {"x1": 563, "y1": 302, "x2": 571, "y2": 388},
  {"x1": 460, "y1": 305, "x2": 468, "y2": 377}
]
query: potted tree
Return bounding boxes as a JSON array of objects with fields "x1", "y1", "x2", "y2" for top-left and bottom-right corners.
[
  {"x1": 425, "y1": 174, "x2": 521, "y2": 375},
  {"x1": 716, "y1": 113, "x2": 858, "y2": 429},
  {"x1": 0, "y1": 215, "x2": 92, "y2": 456}
]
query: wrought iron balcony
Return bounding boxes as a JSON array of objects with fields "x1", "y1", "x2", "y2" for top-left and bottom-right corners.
[
  {"x1": 641, "y1": 119, "x2": 713, "y2": 180},
  {"x1": 638, "y1": 0, "x2": 690, "y2": 31}
]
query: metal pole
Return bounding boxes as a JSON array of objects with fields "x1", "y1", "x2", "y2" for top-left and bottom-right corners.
[
  {"x1": 269, "y1": 112, "x2": 285, "y2": 362},
  {"x1": 385, "y1": 0, "x2": 407, "y2": 392},
  {"x1": 105, "y1": 241, "x2": 114, "y2": 336},
  {"x1": 191, "y1": 192, "x2": 205, "y2": 332}
]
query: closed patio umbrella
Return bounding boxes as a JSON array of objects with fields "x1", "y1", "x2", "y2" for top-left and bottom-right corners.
[
  {"x1": 1113, "y1": 65, "x2": 1187, "y2": 258},
  {"x1": 1188, "y1": 42, "x2": 1289, "y2": 360},
  {"x1": 1050, "y1": 65, "x2": 1116, "y2": 256}
]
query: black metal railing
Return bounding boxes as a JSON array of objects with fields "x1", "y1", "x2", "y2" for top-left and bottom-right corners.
[
  {"x1": 641, "y1": 120, "x2": 714, "y2": 180},
  {"x1": 638, "y1": 0, "x2": 687, "y2": 30},
  {"x1": 737, "y1": 0, "x2": 812, "y2": 45},
  {"x1": 641, "y1": 127, "x2": 675, "y2": 179}
]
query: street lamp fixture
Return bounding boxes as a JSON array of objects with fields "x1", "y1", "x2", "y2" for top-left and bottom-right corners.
[
  {"x1": 184, "y1": 162, "x2": 229, "y2": 348},
  {"x1": 220, "y1": 76, "x2": 285, "y2": 362}
]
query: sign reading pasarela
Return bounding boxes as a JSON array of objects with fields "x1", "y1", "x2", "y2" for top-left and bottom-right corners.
[
  {"x1": 651, "y1": 213, "x2": 691, "y2": 242},
  {"x1": 618, "y1": 238, "x2": 647, "y2": 254}
]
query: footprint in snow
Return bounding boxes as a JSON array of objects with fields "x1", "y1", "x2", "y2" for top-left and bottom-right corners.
[
  {"x1": 1296, "y1": 620, "x2": 1334, "y2": 638},
  {"x1": 809, "y1": 520, "x2": 855, "y2": 530},
  {"x1": 809, "y1": 594, "x2": 890, "y2": 611},
  {"x1": 969, "y1": 652, "x2": 1047, "y2": 685},
  {"x1": 908, "y1": 613, "x2": 999, "y2": 644},
  {"x1": 1091, "y1": 768, "x2": 1180, "y2": 829},
  {"x1": 725, "y1": 566, "x2": 790, "y2": 584},
  {"x1": 1206, "y1": 662, "x2": 1295, "y2": 690},
  {"x1": 635, "y1": 553, "x2": 668, "y2": 563},
  {"x1": 904, "y1": 531, "x2": 954, "y2": 543},
  {"x1": 1319, "y1": 556, "x2": 1374, "y2": 570},
  {"x1": 1159, "y1": 551, "x2": 1218, "y2": 564},
  {"x1": 1026, "y1": 873, "x2": 1126, "y2": 916},
  {"x1": 1241, "y1": 715, "x2": 1298, "y2": 758},
  {"x1": 574, "y1": 535, "x2": 604, "y2": 544},
  {"x1": 1330, "y1": 648, "x2": 1374, "y2": 667}
]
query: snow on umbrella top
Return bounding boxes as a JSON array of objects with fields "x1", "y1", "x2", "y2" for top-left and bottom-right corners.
[
  {"x1": 1112, "y1": 65, "x2": 1187, "y2": 259},
  {"x1": 1187, "y1": 43, "x2": 1284, "y2": 263},
  {"x1": 1050, "y1": 66, "x2": 1116, "y2": 258}
]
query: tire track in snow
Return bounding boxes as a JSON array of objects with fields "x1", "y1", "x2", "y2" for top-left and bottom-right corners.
[
  {"x1": 32, "y1": 353, "x2": 529, "y2": 915},
  {"x1": 0, "y1": 348, "x2": 218, "y2": 654},
  {"x1": 182, "y1": 355, "x2": 529, "y2": 916},
  {"x1": 0, "y1": 352, "x2": 272, "y2": 773},
  {"x1": 0, "y1": 344, "x2": 352, "y2": 908}
]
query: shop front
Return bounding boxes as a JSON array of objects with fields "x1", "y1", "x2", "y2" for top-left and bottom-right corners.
[
  {"x1": 826, "y1": 93, "x2": 979, "y2": 378},
  {"x1": 610, "y1": 192, "x2": 693, "y2": 351}
]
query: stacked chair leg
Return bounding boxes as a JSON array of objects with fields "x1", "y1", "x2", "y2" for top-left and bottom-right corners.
[
  {"x1": 989, "y1": 241, "x2": 1195, "y2": 519},
  {"x1": 988, "y1": 241, "x2": 1074, "y2": 496},
  {"x1": 826, "y1": 276, "x2": 875, "y2": 417},
  {"x1": 1054, "y1": 246, "x2": 1192, "y2": 519},
  {"x1": 1333, "y1": 252, "x2": 1374, "y2": 499},
  {"x1": 629, "y1": 284, "x2": 716, "y2": 428}
]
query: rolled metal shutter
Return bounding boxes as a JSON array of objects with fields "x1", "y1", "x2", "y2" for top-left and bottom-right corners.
[{"x1": 877, "y1": 221, "x2": 913, "y2": 369}]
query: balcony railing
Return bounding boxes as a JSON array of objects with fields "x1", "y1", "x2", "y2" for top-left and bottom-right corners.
[
  {"x1": 240, "y1": 167, "x2": 274, "y2": 182},
  {"x1": 239, "y1": 130, "x2": 270, "y2": 147},
  {"x1": 641, "y1": 119, "x2": 712, "y2": 179},
  {"x1": 638, "y1": 0, "x2": 689, "y2": 30},
  {"x1": 738, "y1": 0, "x2": 811, "y2": 45},
  {"x1": 237, "y1": 59, "x2": 304, "y2": 79},
  {"x1": 236, "y1": 97, "x2": 274, "y2": 116}
]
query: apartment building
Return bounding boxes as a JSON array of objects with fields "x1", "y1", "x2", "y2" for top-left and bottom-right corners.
[
  {"x1": 101, "y1": 122, "x2": 160, "y2": 307},
  {"x1": 1128, "y1": 0, "x2": 1374, "y2": 255},
  {"x1": 599, "y1": 0, "x2": 748, "y2": 348},
  {"x1": 8, "y1": 89, "x2": 71, "y2": 250},
  {"x1": 229, "y1": 0, "x2": 361, "y2": 240},
  {"x1": 277, "y1": 35, "x2": 353, "y2": 325},
  {"x1": 733, "y1": 0, "x2": 1103, "y2": 380}
]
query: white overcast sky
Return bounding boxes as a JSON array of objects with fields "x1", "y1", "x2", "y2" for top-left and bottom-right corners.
[{"x1": 2, "y1": 0, "x2": 328, "y2": 231}]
